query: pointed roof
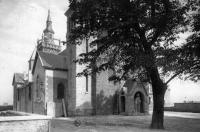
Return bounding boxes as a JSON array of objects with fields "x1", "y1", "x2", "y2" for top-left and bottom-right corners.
[
  {"x1": 32, "y1": 51, "x2": 68, "y2": 74},
  {"x1": 123, "y1": 79, "x2": 148, "y2": 96},
  {"x1": 47, "y1": 9, "x2": 51, "y2": 22},
  {"x1": 12, "y1": 73, "x2": 24, "y2": 85},
  {"x1": 43, "y1": 10, "x2": 54, "y2": 34},
  {"x1": 29, "y1": 47, "x2": 37, "y2": 61}
]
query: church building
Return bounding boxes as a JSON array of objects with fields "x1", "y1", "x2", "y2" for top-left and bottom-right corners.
[{"x1": 12, "y1": 9, "x2": 169, "y2": 117}]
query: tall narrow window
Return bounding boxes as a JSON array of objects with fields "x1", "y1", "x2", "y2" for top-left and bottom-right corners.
[
  {"x1": 57, "y1": 83, "x2": 64, "y2": 99},
  {"x1": 86, "y1": 75, "x2": 88, "y2": 92},
  {"x1": 17, "y1": 89, "x2": 20, "y2": 101},
  {"x1": 36, "y1": 75, "x2": 39, "y2": 98},
  {"x1": 29, "y1": 86, "x2": 31, "y2": 100},
  {"x1": 85, "y1": 38, "x2": 89, "y2": 92}
]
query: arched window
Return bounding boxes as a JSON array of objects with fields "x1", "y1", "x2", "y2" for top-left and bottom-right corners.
[{"x1": 57, "y1": 83, "x2": 65, "y2": 99}]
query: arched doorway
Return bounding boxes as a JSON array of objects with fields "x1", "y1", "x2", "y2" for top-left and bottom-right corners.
[
  {"x1": 134, "y1": 92, "x2": 144, "y2": 113},
  {"x1": 55, "y1": 82, "x2": 67, "y2": 117}
]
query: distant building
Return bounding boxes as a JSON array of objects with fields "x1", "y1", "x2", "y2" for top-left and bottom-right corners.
[
  {"x1": 12, "y1": 9, "x2": 169, "y2": 117},
  {"x1": 12, "y1": 73, "x2": 25, "y2": 111}
]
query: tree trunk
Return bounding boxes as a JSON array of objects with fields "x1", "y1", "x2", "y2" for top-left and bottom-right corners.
[
  {"x1": 91, "y1": 66, "x2": 97, "y2": 115},
  {"x1": 147, "y1": 67, "x2": 166, "y2": 129},
  {"x1": 151, "y1": 84, "x2": 166, "y2": 129}
]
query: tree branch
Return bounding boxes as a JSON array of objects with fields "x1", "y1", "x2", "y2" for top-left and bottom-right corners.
[
  {"x1": 165, "y1": 70, "x2": 183, "y2": 85},
  {"x1": 148, "y1": 0, "x2": 170, "y2": 46}
]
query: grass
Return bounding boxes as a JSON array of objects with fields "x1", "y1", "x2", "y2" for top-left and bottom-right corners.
[{"x1": 51, "y1": 115, "x2": 200, "y2": 132}]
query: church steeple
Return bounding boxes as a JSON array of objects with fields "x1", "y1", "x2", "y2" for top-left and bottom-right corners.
[
  {"x1": 43, "y1": 10, "x2": 54, "y2": 35},
  {"x1": 47, "y1": 9, "x2": 51, "y2": 21},
  {"x1": 37, "y1": 10, "x2": 61, "y2": 54}
]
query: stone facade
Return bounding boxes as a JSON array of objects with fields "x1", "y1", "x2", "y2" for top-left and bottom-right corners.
[{"x1": 64, "y1": 9, "x2": 151, "y2": 116}]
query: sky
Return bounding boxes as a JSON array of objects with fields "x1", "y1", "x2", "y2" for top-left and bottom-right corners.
[{"x1": 0, "y1": 0, "x2": 199, "y2": 105}]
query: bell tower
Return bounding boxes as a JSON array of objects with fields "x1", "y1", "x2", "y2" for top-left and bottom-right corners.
[{"x1": 37, "y1": 10, "x2": 61, "y2": 54}]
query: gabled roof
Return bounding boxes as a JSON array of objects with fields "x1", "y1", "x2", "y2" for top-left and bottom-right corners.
[
  {"x1": 123, "y1": 79, "x2": 148, "y2": 96},
  {"x1": 29, "y1": 47, "x2": 36, "y2": 61},
  {"x1": 32, "y1": 51, "x2": 68, "y2": 74},
  {"x1": 58, "y1": 48, "x2": 67, "y2": 56},
  {"x1": 12, "y1": 73, "x2": 24, "y2": 85},
  {"x1": 65, "y1": 8, "x2": 74, "y2": 17}
]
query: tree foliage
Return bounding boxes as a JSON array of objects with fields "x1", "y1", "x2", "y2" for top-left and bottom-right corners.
[
  {"x1": 67, "y1": 0, "x2": 197, "y2": 129},
  {"x1": 160, "y1": 1, "x2": 200, "y2": 83},
  {"x1": 180, "y1": 3, "x2": 200, "y2": 82},
  {"x1": 68, "y1": 0, "x2": 192, "y2": 82}
]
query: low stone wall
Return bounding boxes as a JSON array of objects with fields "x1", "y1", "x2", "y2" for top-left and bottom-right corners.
[
  {"x1": 0, "y1": 120, "x2": 49, "y2": 132},
  {"x1": 165, "y1": 103, "x2": 200, "y2": 113},
  {"x1": 0, "y1": 111, "x2": 51, "y2": 132},
  {"x1": 0, "y1": 105, "x2": 13, "y2": 111}
]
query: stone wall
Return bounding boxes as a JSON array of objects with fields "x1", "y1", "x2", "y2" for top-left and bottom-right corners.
[
  {"x1": 0, "y1": 111, "x2": 51, "y2": 132},
  {"x1": 25, "y1": 84, "x2": 33, "y2": 113},
  {"x1": 32, "y1": 57, "x2": 46, "y2": 115},
  {"x1": 0, "y1": 120, "x2": 49, "y2": 132},
  {"x1": 174, "y1": 103, "x2": 200, "y2": 113},
  {"x1": 15, "y1": 88, "x2": 26, "y2": 112},
  {"x1": 75, "y1": 43, "x2": 93, "y2": 116},
  {"x1": 13, "y1": 85, "x2": 17, "y2": 111},
  {"x1": 95, "y1": 70, "x2": 120, "y2": 115},
  {"x1": 66, "y1": 41, "x2": 76, "y2": 116}
]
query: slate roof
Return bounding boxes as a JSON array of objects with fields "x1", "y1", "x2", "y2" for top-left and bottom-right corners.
[
  {"x1": 12, "y1": 73, "x2": 24, "y2": 85},
  {"x1": 32, "y1": 51, "x2": 68, "y2": 74}
]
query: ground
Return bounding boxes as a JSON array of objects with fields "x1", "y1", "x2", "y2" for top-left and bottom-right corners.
[{"x1": 50, "y1": 111, "x2": 200, "y2": 132}]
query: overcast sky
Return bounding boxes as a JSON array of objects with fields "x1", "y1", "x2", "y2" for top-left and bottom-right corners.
[{"x1": 0, "y1": 0, "x2": 199, "y2": 105}]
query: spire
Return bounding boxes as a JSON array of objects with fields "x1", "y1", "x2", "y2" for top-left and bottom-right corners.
[
  {"x1": 47, "y1": 9, "x2": 51, "y2": 22},
  {"x1": 43, "y1": 9, "x2": 54, "y2": 34}
]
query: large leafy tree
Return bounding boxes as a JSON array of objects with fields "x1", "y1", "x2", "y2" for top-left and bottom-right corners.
[
  {"x1": 67, "y1": 0, "x2": 194, "y2": 129},
  {"x1": 163, "y1": 1, "x2": 200, "y2": 83},
  {"x1": 179, "y1": 5, "x2": 200, "y2": 81}
]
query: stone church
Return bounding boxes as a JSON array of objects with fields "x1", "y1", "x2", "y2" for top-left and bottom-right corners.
[{"x1": 12, "y1": 9, "x2": 170, "y2": 117}]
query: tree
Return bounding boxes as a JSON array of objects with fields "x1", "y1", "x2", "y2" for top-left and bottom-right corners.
[
  {"x1": 179, "y1": 4, "x2": 200, "y2": 81},
  {"x1": 67, "y1": 0, "x2": 194, "y2": 129}
]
